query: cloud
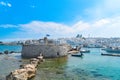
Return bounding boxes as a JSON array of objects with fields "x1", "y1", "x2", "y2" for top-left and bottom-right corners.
[
  {"x1": 85, "y1": 0, "x2": 120, "y2": 19},
  {"x1": 72, "y1": 21, "x2": 90, "y2": 31},
  {"x1": 1, "y1": 15, "x2": 120, "y2": 40},
  {"x1": 92, "y1": 19, "x2": 110, "y2": 27},
  {"x1": 14, "y1": 17, "x2": 120, "y2": 38},
  {"x1": 0, "y1": 24, "x2": 17, "y2": 28},
  {"x1": 30, "y1": 5, "x2": 36, "y2": 8},
  {"x1": 19, "y1": 21, "x2": 75, "y2": 37},
  {"x1": 0, "y1": 1, "x2": 12, "y2": 7},
  {"x1": 7, "y1": 3, "x2": 12, "y2": 7}
]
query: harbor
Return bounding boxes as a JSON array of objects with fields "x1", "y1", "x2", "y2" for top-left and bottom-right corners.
[
  {"x1": 1, "y1": 0, "x2": 120, "y2": 80},
  {"x1": 0, "y1": 45, "x2": 120, "y2": 80}
]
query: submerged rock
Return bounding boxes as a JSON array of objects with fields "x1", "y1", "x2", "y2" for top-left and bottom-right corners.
[
  {"x1": 4, "y1": 50, "x2": 9, "y2": 54},
  {"x1": 0, "y1": 52, "x2": 3, "y2": 55}
]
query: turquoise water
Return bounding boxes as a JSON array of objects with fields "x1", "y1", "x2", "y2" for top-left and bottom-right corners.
[
  {"x1": 66, "y1": 48, "x2": 120, "y2": 80},
  {"x1": 34, "y1": 48, "x2": 120, "y2": 80},
  {"x1": 0, "y1": 45, "x2": 22, "y2": 53},
  {"x1": 0, "y1": 45, "x2": 120, "y2": 80},
  {"x1": 0, "y1": 45, "x2": 22, "y2": 80}
]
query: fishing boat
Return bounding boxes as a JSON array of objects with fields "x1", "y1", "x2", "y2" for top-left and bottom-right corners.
[{"x1": 71, "y1": 53, "x2": 83, "y2": 57}]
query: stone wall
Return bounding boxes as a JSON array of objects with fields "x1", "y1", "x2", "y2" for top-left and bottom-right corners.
[{"x1": 22, "y1": 44, "x2": 71, "y2": 58}]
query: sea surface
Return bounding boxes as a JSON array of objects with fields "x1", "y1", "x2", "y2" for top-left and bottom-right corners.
[
  {"x1": 0, "y1": 45, "x2": 22, "y2": 53},
  {"x1": 0, "y1": 45, "x2": 120, "y2": 80}
]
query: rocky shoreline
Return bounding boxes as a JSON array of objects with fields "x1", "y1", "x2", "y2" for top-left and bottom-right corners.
[{"x1": 6, "y1": 54, "x2": 44, "y2": 80}]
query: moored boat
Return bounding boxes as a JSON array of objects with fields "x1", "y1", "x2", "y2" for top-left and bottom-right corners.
[
  {"x1": 71, "y1": 53, "x2": 83, "y2": 57},
  {"x1": 80, "y1": 49, "x2": 90, "y2": 53},
  {"x1": 104, "y1": 47, "x2": 120, "y2": 53}
]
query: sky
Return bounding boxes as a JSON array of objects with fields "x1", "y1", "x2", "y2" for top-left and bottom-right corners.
[{"x1": 1, "y1": 0, "x2": 120, "y2": 41}]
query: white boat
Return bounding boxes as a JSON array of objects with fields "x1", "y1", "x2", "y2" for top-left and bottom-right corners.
[
  {"x1": 105, "y1": 47, "x2": 120, "y2": 53},
  {"x1": 80, "y1": 49, "x2": 90, "y2": 53},
  {"x1": 71, "y1": 53, "x2": 83, "y2": 57}
]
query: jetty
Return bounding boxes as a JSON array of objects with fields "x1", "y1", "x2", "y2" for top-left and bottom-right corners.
[
  {"x1": 6, "y1": 54, "x2": 44, "y2": 80},
  {"x1": 101, "y1": 53, "x2": 120, "y2": 57}
]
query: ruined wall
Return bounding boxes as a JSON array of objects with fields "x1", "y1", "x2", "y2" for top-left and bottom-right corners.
[{"x1": 22, "y1": 44, "x2": 71, "y2": 58}]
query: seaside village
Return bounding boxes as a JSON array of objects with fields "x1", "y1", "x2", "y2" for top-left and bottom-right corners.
[{"x1": 1, "y1": 35, "x2": 120, "y2": 80}]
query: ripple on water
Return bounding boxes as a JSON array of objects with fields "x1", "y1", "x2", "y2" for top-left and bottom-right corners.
[{"x1": 0, "y1": 54, "x2": 22, "y2": 80}]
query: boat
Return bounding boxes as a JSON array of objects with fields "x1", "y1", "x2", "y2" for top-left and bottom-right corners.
[
  {"x1": 104, "y1": 47, "x2": 120, "y2": 53},
  {"x1": 71, "y1": 53, "x2": 83, "y2": 57},
  {"x1": 80, "y1": 49, "x2": 90, "y2": 53},
  {"x1": 101, "y1": 53, "x2": 120, "y2": 57}
]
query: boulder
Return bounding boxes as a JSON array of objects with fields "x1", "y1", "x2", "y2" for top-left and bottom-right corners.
[
  {"x1": 0, "y1": 52, "x2": 3, "y2": 55},
  {"x1": 37, "y1": 54, "x2": 44, "y2": 62},
  {"x1": 6, "y1": 69, "x2": 27, "y2": 80},
  {"x1": 6, "y1": 65, "x2": 36, "y2": 80},
  {"x1": 4, "y1": 50, "x2": 9, "y2": 54},
  {"x1": 6, "y1": 55, "x2": 44, "y2": 80}
]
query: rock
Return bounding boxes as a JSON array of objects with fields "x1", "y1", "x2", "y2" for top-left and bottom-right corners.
[
  {"x1": 30, "y1": 58, "x2": 39, "y2": 64},
  {"x1": 6, "y1": 66, "x2": 36, "y2": 80},
  {"x1": 30, "y1": 58, "x2": 38, "y2": 61},
  {"x1": 6, "y1": 55, "x2": 44, "y2": 80},
  {"x1": 30, "y1": 61, "x2": 39, "y2": 67},
  {"x1": 4, "y1": 50, "x2": 9, "y2": 54},
  {"x1": 13, "y1": 72, "x2": 28, "y2": 80},
  {"x1": 0, "y1": 52, "x2": 3, "y2": 55},
  {"x1": 23, "y1": 64, "x2": 36, "y2": 69},
  {"x1": 26, "y1": 67, "x2": 36, "y2": 78},
  {"x1": 18, "y1": 60, "x2": 22, "y2": 62},
  {"x1": 6, "y1": 69, "x2": 27, "y2": 80},
  {"x1": 10, "y1": 51, "x2": 15, "y2": 54},
  {"x1": 37, "y1": 54, "x2": 44, "y2": 62},
  {"x1": 19, "y1": 64, "x2": 26, "y2": 69}
]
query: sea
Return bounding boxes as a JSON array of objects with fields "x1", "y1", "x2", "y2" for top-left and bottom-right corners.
[{"x1": 0, "y1": 45, "x2": 120, "y2": 80}]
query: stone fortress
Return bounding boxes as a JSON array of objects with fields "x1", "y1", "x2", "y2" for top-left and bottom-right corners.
[{"x1": 22, "y1": 37, "x2": 71, "y2": 58}]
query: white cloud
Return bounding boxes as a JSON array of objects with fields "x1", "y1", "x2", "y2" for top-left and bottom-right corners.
[
  {"x1": 16, "y1": 18, "x2": 120, "y2": 38},
  {"x1": 0, "y1": 1, "x2": 12, "y2": 7},
  {"x1": 7, "y1": 3, "x2": 12, "y2": 7},
  {"x1": 1, "y1": 15, "x2": 120, "y2": 39},
  {"x1": 85, "y1": 0, "x2": 120, "y2": 19},
  {"x1": 0, "y1": 24, "x2": 17, "y2": 28},
  {"x1": 0, "y1": 1, "x2": 6, "y2": 6},
  {"x1": 93, "y1": 19, "x2": 110, "y2": 27},
  {"x1": 19, "y1": 21, "x2": 74, "y2": 37},
  {"x1": 72, "y1": 21, "x2": 90, "y2": 31},
  {"x1": 30, "y1": 5, "x2": 36, "y2": 8}
]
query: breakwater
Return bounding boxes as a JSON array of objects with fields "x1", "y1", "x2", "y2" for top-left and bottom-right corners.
[{"x1": 6, "y1": 54, "x2": 44, "y2": 80}]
